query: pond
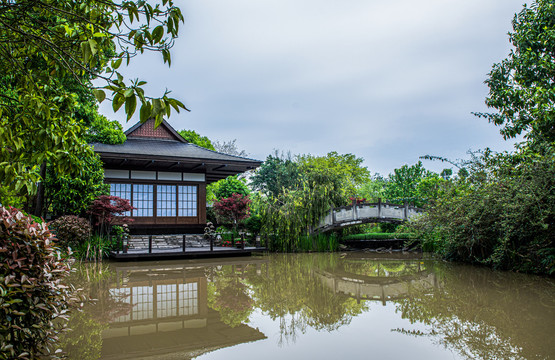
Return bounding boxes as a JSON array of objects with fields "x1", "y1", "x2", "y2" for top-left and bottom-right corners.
[{"x1": 60, "y1": 253, "x2": 555, "y2": 360}]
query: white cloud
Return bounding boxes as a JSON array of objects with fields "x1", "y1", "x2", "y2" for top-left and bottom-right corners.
[{"x1": 98, "y1": 0, "x2": 525, "y2": 175}]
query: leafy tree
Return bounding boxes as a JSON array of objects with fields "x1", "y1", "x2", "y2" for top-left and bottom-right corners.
[
  {"x1": 383, "y1": 162, "x2": 430, "y2": 206},
  {"x1": 412, "y1": 146, "x2": 555, "y2": 274},
  {"x1": 213, "y1": 176, "x2": 250, "y2": 200},
  {"x1": 259, "y1": 151, "x2": 370, "y2": 251},
  {"x1": 88, "y1": 195, "x2": 134, "y2": 236},
  {"x1": 178, "y1": 129, "x2": 215, "y2": 150},
  {"x1": 251, "y1": 152, "x2": 300, "y2": 197},
  {"x1": 474, "y1": 0, "x2": 555, "y2": 143},
  {"x1": 44, "y1": 153, "x2": 108, "y2": 217},
  {"x1": 85, "y1": 113, "x2": 126, "y2": 145},
  {"x1": 213, "y1": 193, "x2": 252, "y2": 232},
  {"x1": 298, "y1": 151, "x2": 370, "y2": 205},
  {"x1": 0, "y1": 0, "x2": 187, "y2": 206},
  {"x1": 356, "y1": 174, "x2": 387, "y2": 201}
]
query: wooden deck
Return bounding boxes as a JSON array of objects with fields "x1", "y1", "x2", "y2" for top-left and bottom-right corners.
[{"x1": 110, "y1": 246, "x2": 266, "y2": 261}]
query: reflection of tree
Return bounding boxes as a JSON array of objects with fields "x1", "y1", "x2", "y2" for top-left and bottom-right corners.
[
  {"x1": 393, "y1": 263, "x2": 555, "y2": 360},
  {"x1": 246, "y1": 254, "x2": 368, "y2": 345},
  {"x1": 59, "y1": 262, "x2": 120, "y2": 360},
  {"x1": 58, "y1": 310, "x2": 106, "y2": 360},
  {"x1": 207, "y1": 265, "x2": 255, "y2": 327}
]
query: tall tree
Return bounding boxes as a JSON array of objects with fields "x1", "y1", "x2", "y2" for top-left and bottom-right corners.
[
  {"x1": 178, "y1": 129, "x2": 215, "y2": 150},
  {"x1": 251, "y1": 152, "x2": 300, "y2": 198},
  {"x1": 474, "y1": 0, "x2": 555, "y2": 143}
]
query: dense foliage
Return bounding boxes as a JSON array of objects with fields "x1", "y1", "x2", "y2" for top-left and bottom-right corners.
[
  {"x1": 88, "y1": 195, "x2": 134, "y2": 236},
  {"x1": 0, "y1": 207, "x2": 73, "y2": 359},
  {"x1": 49, "y1": 215, "x2": 92, "y2": 249},
  {"x1": 213, "y1": 194, "x2": 252, "y2": 228},
  {"x1": 406, "y1": 1, "x2": 555, "y2": 275},
  {"x1": 44, "y1": 154, "x2": 108, "y2": 217},
  {"x1": 474, "y1": 0, "x2": 555, "y2": 143},
  {"x1": 213, "y1": 176, "x2": 251, "y2": 200},
  {"x1": 413, "y1": 147, "x2": 555, "y2": 274},
  {"x1": 177, "y1": 129, "x2": 215, "y2": 150},
  {"x1": 257, "y1": 152, "x2": 369, "y2": 251},
  {"x1": 0, "y1": 0, "x2": 187, "y2": 206},
  {"x1": 251, "y1": 153, "x2": 300, "y2": 198}
]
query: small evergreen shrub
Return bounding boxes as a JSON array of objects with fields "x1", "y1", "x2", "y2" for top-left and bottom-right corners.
[
  {"x1": 50, "y1": 215, "x2": 92, "y2": 248},
  {"x1": 0, "y1": 206, "x2": 73, "y2": 359}
]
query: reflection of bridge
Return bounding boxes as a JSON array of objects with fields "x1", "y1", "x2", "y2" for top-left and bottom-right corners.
[
  {"x1": 314, "y1": 260, "x2": 437, "y2": 305},
  {"x1": 314, "y1": 201, "x2": 423, "y2": 233}
]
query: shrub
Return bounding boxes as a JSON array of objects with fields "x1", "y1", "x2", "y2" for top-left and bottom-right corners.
[
  {"x1": 88, "y1": 195, "x2": 133, "y2": 236},
  {"x1": 0, "y1": 206, "x2": 73, "y2": 359},
  {"x1": 49, "y1": 215, "x2": 92, "y2": 248},
  {"x1": 213, "y1": 194, "x2": 251, "y2": 228}
]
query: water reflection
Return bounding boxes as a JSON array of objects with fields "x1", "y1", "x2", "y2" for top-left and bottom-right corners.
[{"x1": 61, "y1": 253, "x2": 555, "y2": 360}]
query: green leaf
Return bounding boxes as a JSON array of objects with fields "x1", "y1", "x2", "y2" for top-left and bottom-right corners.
[
  {"x1": 111, "y1": 58, "x2": 123, "y2": 70},
  {"x1": 140, "y1": 103, "x2": 151, "y2": 122},
  {"x1": 125, "y1": 96, "x2": 137, "y2": 121},
  {"x1": 92, "y1": 89, "x2": 106, "y2": 103},
  {"x1": 152, "y1": 26, "x2": 164, "y2": 43},
  {"x1": 88, "y1": 38, "x2": 98, "y2": 56},
  {"x1": 112, "y1": 93, "x2": 125, "y2": 112}
]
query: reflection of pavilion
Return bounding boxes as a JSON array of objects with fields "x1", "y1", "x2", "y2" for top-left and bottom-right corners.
[
  {"x1": 101, "y1": 259, "x2": 268, "y2": 360},
  {"x1": 315, "y1": 255, "x2": 438, "y2": 305}
]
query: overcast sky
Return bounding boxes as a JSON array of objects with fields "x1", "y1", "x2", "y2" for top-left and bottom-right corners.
[{"x1": 99, "y1": 0, "x2": 526, "y2": 176}]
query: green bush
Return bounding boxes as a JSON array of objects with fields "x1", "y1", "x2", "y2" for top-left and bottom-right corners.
[
  {"x1": 411, "y1": 147, "x2": 555, "y2": 275},
  {"x1": 49, "y1": 215, "x2": 92, "y2": 248},
  {"x1": 0, "y1": 206, "x2": 73, "y2": 359}
]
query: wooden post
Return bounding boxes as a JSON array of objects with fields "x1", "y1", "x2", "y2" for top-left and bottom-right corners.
[
  {"x1": 210, "y1": 237, "x2": 214, "y2": 252},
  {"x1": 378, "y1": 198, "x2": 382, "y2": 218},
  {"x1": 182, "y1": 234, "x2": 186, "y2": 252},
  {"x1": 241, "y1": 233, "x2": 245, "y2": 250},
  {"x1": 148, "y1": 235, "x2": 152, "y2": 254}
]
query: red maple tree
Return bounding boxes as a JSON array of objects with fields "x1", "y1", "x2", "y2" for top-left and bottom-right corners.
[
  {"x1": 213, "y1": 193, "x2": 251, "y2": 230},
  {"x1": 88, "y1": 195, "x2": 134, "y2": 235}
]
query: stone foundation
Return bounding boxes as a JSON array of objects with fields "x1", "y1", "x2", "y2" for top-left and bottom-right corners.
[{"x1": 127, "y1": 234, "x2": 208, "y2": 249}]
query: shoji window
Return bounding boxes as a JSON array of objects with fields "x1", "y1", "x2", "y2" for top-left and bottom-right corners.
[
  {"x1": 132, "y1": 184, "x2": 154, "y2": 217},
  {"x1": 157, "y1": 185, "x2": 177, "y2": 217},
  {"x1": 178, "y1": 185, "x2": 197, "y2": 217}
]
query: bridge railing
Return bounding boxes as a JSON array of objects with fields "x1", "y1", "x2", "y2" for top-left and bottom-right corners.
[{"x1": 313, "y1": 199, "x2": 423, "y2": 233}]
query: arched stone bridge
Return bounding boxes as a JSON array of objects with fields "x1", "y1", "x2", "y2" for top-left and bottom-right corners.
[{"x1": 313, "y1": 200, "x2": 424, "y2": 233}]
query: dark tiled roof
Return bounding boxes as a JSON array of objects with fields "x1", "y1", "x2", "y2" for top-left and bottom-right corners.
[{"x1": 92, "y1": 138, "x2": 261, "y2": 164}]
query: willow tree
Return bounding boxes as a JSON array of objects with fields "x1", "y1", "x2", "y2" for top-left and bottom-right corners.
[
  {"x1": 0, "y1": 0, "x2": 187, "y2": 208},
  {"x1": 260, "y1": 152, "x2": 369, "y2": 251}
]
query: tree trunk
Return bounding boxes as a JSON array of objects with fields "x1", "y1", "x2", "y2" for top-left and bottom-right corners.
[{"x1": 33, "y1": 162, "x2": 47, "y2": 218}]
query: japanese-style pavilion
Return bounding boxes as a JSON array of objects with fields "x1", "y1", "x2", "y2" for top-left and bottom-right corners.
[{"x1": 92, "y1": 119, "x2": 261, "y2": 234}]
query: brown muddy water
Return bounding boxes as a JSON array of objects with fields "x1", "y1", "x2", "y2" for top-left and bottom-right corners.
[{"x1": 60, "y1": 253, "x2": 555, "y2": 360}]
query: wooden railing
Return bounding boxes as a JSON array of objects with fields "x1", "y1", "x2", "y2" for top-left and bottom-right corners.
[{"x1": 313, "y1": 199, "x2": 424, "y2": 233}]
